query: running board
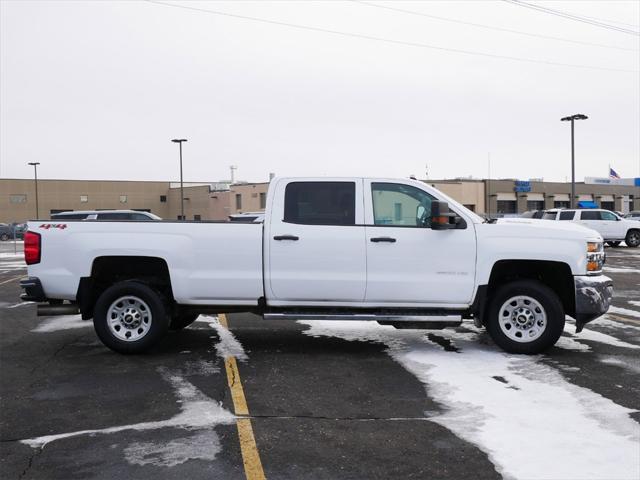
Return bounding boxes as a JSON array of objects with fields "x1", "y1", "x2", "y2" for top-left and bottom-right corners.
[{"x1": 263, "y1": 313, "x2": 462, "y2": 324}]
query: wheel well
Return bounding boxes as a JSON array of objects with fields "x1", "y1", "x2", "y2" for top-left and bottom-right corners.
[
  {"x1": 78, "y1": 256, "x2": 173, "y2": 319},
  {"x1": 485, "y1": 260, "x2": 575, "y2": 319}
]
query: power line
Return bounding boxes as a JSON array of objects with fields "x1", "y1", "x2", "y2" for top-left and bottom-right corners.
[
  {"x1": 353, "y1": 0, "x2": 638, "y2": 52},
  {"x1": 145, "y1": 0, "x2": 638, "y2": 73},
  {"x1": 503, "y1": 0, "x2": 640, "y2": 36}
]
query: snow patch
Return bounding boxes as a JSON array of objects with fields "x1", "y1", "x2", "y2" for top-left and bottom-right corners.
[
  {"x1": 124, "y1": 431, "x2": 222, "y2": 467},
  {"x1": 300, "y1": 320, "x2": 640, "y2": 480},
  {"x1": 609, "y1": 306, "x2": 640, "y2": 319},
  {"x1": 21, "y1": 367, "x2": 235, "y2": 449},
  {"x1": 603, "y1": 267, "x2": 640, "y2": 274},
  {"x1": 204, "y1": 316, "x2": 248, "y2": 361},
  {"x1": 31, "y1": 315, "x2": 91, "y2": 332},
  {"x1": 565, "y1": 322, "x2": 640, "y2": 349}
]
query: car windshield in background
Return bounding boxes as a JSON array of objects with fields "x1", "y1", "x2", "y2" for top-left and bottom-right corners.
[{"x1": 542, "y1": 212, "x2": 557, "y2": 220}]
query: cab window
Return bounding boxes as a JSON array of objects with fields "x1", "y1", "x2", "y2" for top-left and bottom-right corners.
[
  {"x1": 580, "y1": 211, "x2": 601, "y2": 220},
  {"x1": 542, "y1": 212, "x2": 558, "y2": 220},
  {"x1": 559, "y1": 211, "x2": 575, "y2": 220},
  {"x1": 601, "y1": 211, "x2": 617, "y2": 221},
  {"x1": 284, "y1": 182, "x2": 355, "y2": 226},
  {"x1": 371, "y1": 183, "x2": 435, "y2": 227}
]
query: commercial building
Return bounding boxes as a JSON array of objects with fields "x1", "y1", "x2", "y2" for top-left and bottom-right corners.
[
  {"x1": 0, "y1": 178, "x2": 269, "y2": 223},
  {"x1": 2, "y1": 175, "x2": 638, "y2": 224}
]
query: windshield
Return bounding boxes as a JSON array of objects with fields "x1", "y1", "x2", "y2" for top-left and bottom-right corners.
[{"x1": 542, "y1": 212, "x2": 557, "y2": 220}]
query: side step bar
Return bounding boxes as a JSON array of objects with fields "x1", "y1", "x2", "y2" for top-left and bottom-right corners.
[{"x1": 263, "y1": 312, "x2": 462, "y2": 324}]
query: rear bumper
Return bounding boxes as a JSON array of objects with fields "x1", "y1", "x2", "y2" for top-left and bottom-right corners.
[
  {"x1": 19, "y1": 277, "x2": 46, "y2": 302},
  {"x1": 574, "y1": 275, "x2": 613, "y2": 332}
]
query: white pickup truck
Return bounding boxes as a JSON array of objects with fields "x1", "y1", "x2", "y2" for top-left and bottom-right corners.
[{"x1": 21, "y1": 177, "x2": 613, "y2": 354}]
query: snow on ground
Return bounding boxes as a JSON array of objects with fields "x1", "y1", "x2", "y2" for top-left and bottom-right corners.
[
  {"x1": 603, "y1": 266, "x2": 640, "y2": 274},
  {"x1": 609, "y1": 306, "x2": 640, "y2": 319},
  {"x1": 299, "y1": 320, "x2": 640, "y2": 480},
  {"x1": 31, "y1": 315, "x2": 91, "y2": 332},
  {"x1": 199, "y1": 315, "x2": 248, "y2": 361},
  {"x1": 22, "y1": 367, "x2": 236, "y2": 457}
]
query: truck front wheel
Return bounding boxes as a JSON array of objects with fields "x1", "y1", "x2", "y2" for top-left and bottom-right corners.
[
  {"x1": 486, "y1": 280, "x2": 564, "y2": 354},
  {"x1": 93, "y1": 281, "x2": 170, "y2": 354}
]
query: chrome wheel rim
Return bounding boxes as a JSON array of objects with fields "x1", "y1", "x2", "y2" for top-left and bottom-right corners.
[
  {"x1": 628, "y1": 232, "x2": 640, "y2": 245},
  {"x1": 107, "y1": 296, "x2": 152, "y2": 342},
  {"x1": 498, "y1": 295, "x2": 547, "y2": 343}
]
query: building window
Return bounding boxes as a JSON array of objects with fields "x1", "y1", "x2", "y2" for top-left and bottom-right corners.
[
  {"x1": 80, "y1": 195, "x2": 88, "y2": 203},
  {"x1": 554, "y1": 201, "x2": 570, "y2": 209},
  {"x1": 497, "y1": 200, "x2": 516, "y2": 215},
  {"x1": 527, "y1": 200, "x2": 544, "y2": 211},
  {"x1": 235, "y1": 194, "x2": 242, "y2": 210},
  {"x1": 600, "y1": 201, "x2": 614, "y2": 211},
  {"x1": 177, "y1": 215, "x2": 185, "y2": 220},
  {"x1": 9, "y1": 194, "x2": 27, "y2": 204},
  {"x1": 160, "y1": 195, "x2": 167, "y2": 203},
  {"x1": 394, "y1": 203, "x2": 403, "y2": 221},
  {"x1": 119, "y1": 195, "x2": 127, "y2": 204},
  {"x1": 259, "y1": 192, "x2": 266, "y2": 209},
  {"x1": 463, "y1": 204, "x2": 476, "y2": 212},
  {"x1": 194, "y1": 214, "x2": 201, "y2": 221}
]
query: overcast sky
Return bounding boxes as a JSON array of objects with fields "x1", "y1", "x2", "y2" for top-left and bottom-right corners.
[{"x1": 1, "y1": 0, "x2": 639, "y2": 184}]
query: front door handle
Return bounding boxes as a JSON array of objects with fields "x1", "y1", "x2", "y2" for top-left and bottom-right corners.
[
  {"x1": 274, "y1": 235, "x2": 299, "y2": 241},
  {"x1": 370, "y1": 236, "x2": 396, "y2": 243}
]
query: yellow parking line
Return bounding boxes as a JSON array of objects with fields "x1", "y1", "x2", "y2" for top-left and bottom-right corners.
[
  {"x1": 608, "y1": 313, "x2": 640, "y2": 326},
  {"x1": 219, "y1": 314, "x2": 266, "y2": 480},
  {"x1": 0, "y1": 275, "x2": 22, "y2": 286}
]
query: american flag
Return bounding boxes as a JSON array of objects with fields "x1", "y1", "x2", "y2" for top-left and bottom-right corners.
[{"x1": 609, "y1": 168, "x2": 620, "y2": 179}]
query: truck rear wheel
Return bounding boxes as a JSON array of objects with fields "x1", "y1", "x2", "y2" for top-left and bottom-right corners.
[
  {"x1": 93, "y1": 281, "x2": 170, "y2": 354},
  {"x1": 486, "y1": 280, "x2": 564, "y2": 354}
]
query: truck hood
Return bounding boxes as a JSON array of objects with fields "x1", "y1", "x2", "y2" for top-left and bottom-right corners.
[{"x1": 493, "y1": 218, "x2": 603, "y2": 242}]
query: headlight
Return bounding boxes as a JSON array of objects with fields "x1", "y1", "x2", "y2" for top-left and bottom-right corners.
[{"x1": 586, "y1": 241, "x2": 604, "y2": 273}]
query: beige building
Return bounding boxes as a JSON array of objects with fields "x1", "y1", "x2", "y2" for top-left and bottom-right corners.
[
  {"x1": 427, "y1": 179, "x2": 486, "y2": 213},
  {"x1": 0, "y1": 178, "x2": 269, "y2": 223}
]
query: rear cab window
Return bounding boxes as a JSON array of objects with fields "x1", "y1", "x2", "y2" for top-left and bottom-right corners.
[
  {"x1": 580, "y1": 211, "x2": 601, "y2": 220},
  {"x1": 284, "y1": 182, "x2": 356, "y2": 226}
]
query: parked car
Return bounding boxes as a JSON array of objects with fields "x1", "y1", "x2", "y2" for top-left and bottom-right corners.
[
  {"x1": 51, "y1": 210, "x2": 162, "y2": 221},
  {"x1": 22, "y1": 176, "x2": 611, "y2": 355},
  {"x1": 0, "y1": 223, "x2": 12, "y2": 241},
  {"x1": 229, "y1": 212, "x2": 265, "y2": 223},
  {"x1": 624, "y1": 211, "x2": 640, "y2": 219},
  {"x1": 520, "y1": 210, "x2": 546, "y2": 219},
  {"x1": 10, "y1": 223, "x2": 28, "y2": 240},
  {"x1": 544, "y1": 208, "x2": 640, "y2": 247}
]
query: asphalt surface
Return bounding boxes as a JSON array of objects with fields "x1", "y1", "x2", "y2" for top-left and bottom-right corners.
[{"x1": 1, "y1": 240, "x2": 639, "y2": 480}]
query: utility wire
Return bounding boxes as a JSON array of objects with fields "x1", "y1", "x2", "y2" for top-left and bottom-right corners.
[
  {"x1": 503, "y1": 0, "x2": 640, "y2": 36},
  {"x1": 145, "y1": 0, "x2": 638, "y2": 73},
  {"x1": 354, "y1": 0, "x2": 637, "y2": 52}
]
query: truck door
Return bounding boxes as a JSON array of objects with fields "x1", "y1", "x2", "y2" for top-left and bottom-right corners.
[
  {"x1": 266, "y1": 179, "x2": 367, "y2": 303},
  {"x1": 363, "y1": 180, "x2": 476, "y2": 305}
]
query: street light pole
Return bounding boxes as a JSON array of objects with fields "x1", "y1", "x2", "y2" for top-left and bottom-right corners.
[
  {"x1": 171, "y1": 139, "x2": 188, "y2": 220},
  {"x1": 560, "y1": 114, "x2": 588, "y2": 209},
  {"x1": 27, "y1": 162, "x2": 40, "y2": 218}
]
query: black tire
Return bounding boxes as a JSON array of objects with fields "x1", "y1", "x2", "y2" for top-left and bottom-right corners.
[
  {"x1": 93, "y1": 281, "x2": 170, "y2": 354},
  {"x1": 606, "y1": 241, "x2": 621, "y2": 248},
  {"x1": 486, "y1": 280, "x2": 565, "y2": 354},
  {"x1": 0, "y1": 233, "x2": 9, "y2": 241},
  {"x1": 169, "y1": 313, "x2": 199, "y2": 331},
  {"x1": 625, "y1": 230, "x2": 640, "y2": 248}
]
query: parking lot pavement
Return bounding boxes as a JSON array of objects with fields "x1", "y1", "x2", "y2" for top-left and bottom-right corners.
[{"x1": 1, "y1": 246, "x2": 639, "y2": 479}]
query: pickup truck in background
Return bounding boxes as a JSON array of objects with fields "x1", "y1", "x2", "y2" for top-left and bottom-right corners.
[{"x1": 21, "y1": 177, "x2": 613, "y2": 354}]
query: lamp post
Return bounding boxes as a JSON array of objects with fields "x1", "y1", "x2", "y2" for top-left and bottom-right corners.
[
  {"x1": 27, "y1": 162, "x2": 40, "y2": 218},
  {"x1": 560, "y1": 114, "x2": 588, "y2": 208},
  {"x1": 171, "y1": 139, "x2": 188, "y2": 220}
]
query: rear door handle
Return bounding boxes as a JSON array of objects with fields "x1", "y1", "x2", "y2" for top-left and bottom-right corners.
[
  {"x1": 370, "y1": 236, "x2": 396, "y2": 243},
  {"x1": 274, "y1": 235, "x2": 299, "y2": 241}
]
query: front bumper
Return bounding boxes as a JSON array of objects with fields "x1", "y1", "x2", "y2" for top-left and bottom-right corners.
[{"x1": 574, "y1": 275, "x2": 613, "y2": 332}]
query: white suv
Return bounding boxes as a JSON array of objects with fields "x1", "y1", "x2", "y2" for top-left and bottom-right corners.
[{"x1": 543, "y1": 209, "x2": 640, "y2": 247}]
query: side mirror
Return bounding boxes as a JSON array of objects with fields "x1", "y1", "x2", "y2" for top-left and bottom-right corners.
[{"x1": 430, "y1": 201, "x2": 459, "y2": 230}]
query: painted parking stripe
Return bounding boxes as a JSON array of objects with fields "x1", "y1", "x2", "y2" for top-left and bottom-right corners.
[
  {"x1": 219, "y1": 314, "x2": 266, "y2": 480},
  {"x1": 0, "y1": 275, "x2": 22, "y2": 285}
]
